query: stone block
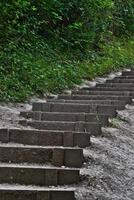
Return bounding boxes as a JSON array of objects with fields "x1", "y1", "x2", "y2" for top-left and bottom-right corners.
[
  {"x1": 33, "y1": 103, "x2": 42, "y2": 111},
  {"x1": 37, "y1": 131, "x2": 63, "y2": 146},
  {"x1": 85, "y1": 123, "x2": 102, "y2": 136},
  {"x1": 58, "y1": 169, "x2": 79, "y2": 185},
  {"x1": 73, "y1": 133, "x2": 90, "y2": 147},
  {"x1": 52, "y1": 148, "x2": 64, "y2": 166},
  {"x1": 64, "y1": 148, "x2": 84, "y2": 168},
  {"x1": 75, "y1": 122, "x2": 85, "y2": 132},
  {"x1": 0, "y1": 191, "x2": 36, "y2": 200},
  {"x1": 0, "y1": 128, "x2": 9, "y2": 143},
  {"x1": 122, "y1": 71, "x2": 134, "y2": 76},
  {"x1": 45, "y1": 169, "x2": 57, "y2": 186},
  {"x1": 0, "y1": 147, "x2": 52, "y2": 164},
  {"x1": 33, "y1": 112, "x2": 42, "y2": 120},
  {"x1": 50, "y1": 191, "x2": 75, "y2": 200},
  {"x1": 37, "y1": 191, "x2": 50, "y2": 200},
  {"x1": 63, "y1": 132, "x2": 74, "y2": 147}
]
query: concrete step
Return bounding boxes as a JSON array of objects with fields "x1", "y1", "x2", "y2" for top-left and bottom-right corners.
[
  {"x1": 106, "y1": 79, "x2": 134, "y2": 83},
  {"x1": 0, "y1": 163, "x2": 79, "y2": 186},
  {"x1": 47, "y1": 99, "x2": 126, "y2": 109},
  {"x1": 0, "y1": 143, "x2": 84, "y2": 168},
  {"x1": 96, "y1": 83, "x2": 134, "y2": 88},
  {"x1": 32, "y1": 102, "x2": 117, "y2": 116},
  {"x1": 0, "y1": 185, "x2": 75, "y2": 200},
  {"x1": 20, "y1": 111, "x2": 109, "y2": 125},
  {"x1": 58, "y1": 94, "x2": 131, "y2": 103},
  {"x1": 0, "y1": 128, "x2": 90, "y2": 148},
  {"x1": 72, "y1": 90, "x2": 134, "y2": 96},
  {"x1": 21, "y1": 120, "x2": 102, "y2": 136}
]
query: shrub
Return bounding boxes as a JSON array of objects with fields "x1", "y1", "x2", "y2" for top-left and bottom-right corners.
[
  {"x1": 113, "y1": 0, "x2": 134, "y2": 35},
  {"x1": 0, "y1": 0, "x2": 134, "y2": 101}
]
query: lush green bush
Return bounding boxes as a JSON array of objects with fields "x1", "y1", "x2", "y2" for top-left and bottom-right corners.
[
  {"x1": 0, "y1": 0, "x2": 114, "y2": 49},
  {"x1": 1, "y1": 0, "x2": 133, "y2": 48},
  {"x1": 113, "y1": 0, "x2": 134, "y2": 35},
  {"x1": 0, "y1": 0, "x2": 134, "y2": 101},
  {"x1": 82, "y1": 37, "x2": 134, "y2": 79}
]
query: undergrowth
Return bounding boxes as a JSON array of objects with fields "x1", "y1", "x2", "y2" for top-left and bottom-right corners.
[
  {"x1": 0, "y1": 36, "x2": 133, "y2": 102},
  {"x1": 0, "y1": 1, "x2": 134, "y2": 101}
]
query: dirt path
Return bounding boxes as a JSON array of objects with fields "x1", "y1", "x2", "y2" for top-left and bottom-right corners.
[{"x1": 0, "y1": 103, "x2": 31, "y2": 129}]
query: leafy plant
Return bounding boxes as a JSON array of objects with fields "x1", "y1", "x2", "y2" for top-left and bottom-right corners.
[{"x1": 0, "y1": 0, "x2": 134, "y2": 101}]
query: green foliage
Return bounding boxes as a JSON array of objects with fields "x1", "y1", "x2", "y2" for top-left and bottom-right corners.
[
  {"x1": 0, "y1": 0, "x2": 114, "y2": 50},
  {"x1": 113, "y1": 0, "x2": 134, "y2": 35},
  {"x1": 82, "y1": 37, "x2": 134, "y2": 79},
  {"x1": 0, "y1": 0, "x2": 134, "y2": 101}
]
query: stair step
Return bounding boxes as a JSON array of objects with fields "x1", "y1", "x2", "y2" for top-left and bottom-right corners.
[
  {"x1": 106, "y1": 79, "x2": 134, "y2": 83},
  {"x1": 0, "y1": 163, "x2": 79, "y2": 186},
  {"x1": 72, "y1": 90, "x2": 134, "y2": 96},
  {"x1": 1, "y1": 69, "x2": 134, "y2": 200},
  {"x1": 96, "y1": 83, "x2": 134, "y2": 88},
  {"x1": 122, "y1": 71, "x2": 134, "y2": 76},
  {"x1": 82, "y1": 87, "x2": 134, "y2": 91},
  {"x1": 0, "y1": 143, "x2": 84, "y2": 168},
  {"x1": 58, "y1": 94, "x2": 131, "y2": 103},
  {"x1": 82, "y1": 86, "x2": 134, "y2": 92},
  {"x1": 113, "y1": 76, "x2": 134, "y2": 79},
  {"x1": 21, "y1": 120, "x2": 102, "y2": 136},
  {"x1": 0, "y1": 128, "x2": 90, "y2": 148},
  {"x1": 0, "y1": 184, "x2": 75, "y2": 200},
  {"x1": 47, "y1": 99, "x2": 126, "y2": 109},
  {"x1": 20, "y1": 111, "x2": 109, "y2": 125},
  {"x1": 32, "y1": 102, "x2": 117, "y2": 116}
]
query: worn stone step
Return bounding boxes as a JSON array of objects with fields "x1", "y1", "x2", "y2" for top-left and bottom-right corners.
[
  {"x1": 58, "y1": 94, "x2": 131, "y2": 103},
  {"x1": 81, "y1": 87, "x2": 134, "y2": 91},
  {"x1": 114, "y1": 76, "x2": 134, "y2": 79},
  {"x1": 72, "y1": 90, "x2": 134, "y2": 96},
  {"x1": 47, "y1": 99, "x2": 126, "y2": 109},
  {"x1": 0, "y1": 185, "x2": 75, "y2": 200},
  {"x1": 106, "y1": 79, "x2": 134, "y2": 83},
  {"x1": 20, "y1": 111, "x2": 109, "y2": 125},
  {"x1": 21, "y1": 120, "x2": 102, "y2": 136},
  {"x1": 0, "y1": 163, "x2": 79, "y2": 186},
  {"x1": 96, "y1": 83, "x2": 134, "y2": 88},
  {"x1": 0, "y1": 144, "x2": 84, "y2": 168},
  {"x1": 32, "y1": 102, "x2": 116, "y2": 116},
  {"x1": 0, "y1": 128, "x2": 90, "y2": 148}
]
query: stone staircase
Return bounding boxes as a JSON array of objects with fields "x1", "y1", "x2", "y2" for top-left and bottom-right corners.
[{"x1": 0, "y1": 69, "x2": 134, "y2": 200}]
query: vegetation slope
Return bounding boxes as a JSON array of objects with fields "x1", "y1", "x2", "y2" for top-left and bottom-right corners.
[{"x1": 0, "y1": 0, "x2": 134, "y2": 101}]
